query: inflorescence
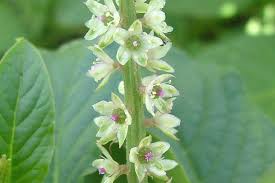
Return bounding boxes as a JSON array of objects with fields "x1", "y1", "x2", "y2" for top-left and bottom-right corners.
[{"x1": 84, "y1": 0, "x2": 181, "y2": 182}]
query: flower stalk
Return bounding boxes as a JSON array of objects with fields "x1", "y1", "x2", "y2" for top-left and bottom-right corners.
[
  {"x1": 119, "y1": 0, "x2": 147, "y2": 182},
  {"x1": 84, "y1": 0, "x2": 179, "y2": 182}
]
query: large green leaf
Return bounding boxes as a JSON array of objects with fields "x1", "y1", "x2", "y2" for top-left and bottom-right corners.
[
  {"x1": 150, "y1": 48, "x2": 275, "y2": 182},
  {"x1": 194, "y1": 34, "x2": 275, "y2": 121},
  {"x1": 0, "y1": 39, "x2": 55, "y2": 182},
  {"x1": 42, "y1": 40, "x2": 275, "y2": 183},
  {"x1": 42, "y1": 41, "x2": 120, "y2": 183}
]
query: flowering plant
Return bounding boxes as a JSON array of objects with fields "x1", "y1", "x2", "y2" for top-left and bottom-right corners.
[{"x1": 85, "y1": 0, "x2": 181, "y2": 182}]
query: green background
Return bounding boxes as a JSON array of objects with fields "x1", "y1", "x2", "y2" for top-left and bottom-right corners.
[{"x1": 0, "y1": 0, "x2": 275, "y2": 183}]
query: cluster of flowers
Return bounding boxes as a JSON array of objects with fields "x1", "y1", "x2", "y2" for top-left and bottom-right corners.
[{"x1": 84, "y1": 0, "x2": 181, "y2": 182}]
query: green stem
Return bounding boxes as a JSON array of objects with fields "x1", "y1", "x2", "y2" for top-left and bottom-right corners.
[{"x1": 119, "y1": 0, "x2": 147, "y2": 183}]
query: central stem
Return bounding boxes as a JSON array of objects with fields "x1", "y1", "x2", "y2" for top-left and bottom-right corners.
[{"x1": 119, "y1": 0, "x2": 147, "y2": 183}]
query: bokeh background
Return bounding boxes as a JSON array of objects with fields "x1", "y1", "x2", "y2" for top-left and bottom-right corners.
[{"x1": 1, "y1": 0, "x2": 275, "y2": 183}]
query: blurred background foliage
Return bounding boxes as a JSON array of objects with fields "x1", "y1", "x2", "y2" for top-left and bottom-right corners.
[{"x1": 1, "y1": 0, "x2": 275, "y2": 182}]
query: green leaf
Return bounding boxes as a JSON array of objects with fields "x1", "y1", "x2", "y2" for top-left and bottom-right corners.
[
  {"x1": 0, "y1": 39, "x2": 55, "y2": 182},
  {"x1": 194, "y1": 34, "x2": 275, "y2": 121},
  {"x1": 0, "y1": 2, "x2": 26, "y2": 53},
  {"x1": 149, "y1": 48, "x2": 275, "y2": 183},
  {"x1": 42, "y1": 40, "x2": 119, "y2": 183}
]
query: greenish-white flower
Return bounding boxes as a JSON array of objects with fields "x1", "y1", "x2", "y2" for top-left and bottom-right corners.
[
  {"x1": 153, "y1": 112, "x2": 181, "y2": 140},
  {"x1": 114, "y1": 20, "x2": 163, "y2": 66},
  {"x1": 93, "y1": 93, "x2": 132, "y2": 147},
  {"x1": 142, "y1": 0, "x2": 173, "y2": 40},
  {"x1": 129, "y1": 136, "x2": 177, "y2": 182},
  {"x1": 143, "y1": 74, "x2": 179, "y2": 116},
  {"x1": 87, "y1": 45, "x2": 119, "y2": 90},
  {"x1": 147, "y1": 42, "x2": 174, "y2": 73},
  {"x1": 85, "y1": 0, "x2": 120, "y2": 47},
  {"x1": 92, "y1": 143, "x2": 121, "y2": 183}
]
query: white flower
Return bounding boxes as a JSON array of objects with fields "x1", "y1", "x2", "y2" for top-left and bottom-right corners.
[
  {"x1": 147, "y1": 42, "x2": 174, "y2": 73},
  {"x1": 85, "y1": 0, "x2": 120, "y2": 48},
  {"x1": 87, "y1": 45, "x2": 119, "y2": 90},
  {"x1": 143, "y1": 0, "x2": 173, "y2": 40},
  {"x1": 143, "y1": 74, "x2": 179, "y2": 116},
  {"x1": 93, "y1": 93, "x2": 132, "y2": 147},
  {"x1": 92, "y1": 143, "x2": 121, "y2": 183},
  {"x1": 129, "y1": 136, "x2": 177, "y2": 182},
  {"x1": 153, "y1": 112, "x2": 181, "y2": 140},
  {"x1": 114, "y1": 20, "x2": 163, "y2": 66}
]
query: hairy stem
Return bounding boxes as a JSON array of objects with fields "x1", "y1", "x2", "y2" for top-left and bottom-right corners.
[{"x1": 119, "y1": 0, "x2": 147, "y2": 183}]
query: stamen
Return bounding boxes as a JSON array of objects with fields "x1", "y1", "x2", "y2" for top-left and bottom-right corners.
[
  {"x1": 144, "y1": 151, "x2": 153, "y2": 162},
  {"x1": 98, "y1": 167, "x2": 106, "y2": 175},
  {"x1": 157, "y1": 89, "x2": 165, "y2": 97},
  {"x1": 133, "y1": 41, "x2": 139, "y2": 47},
  {"x1": 111, "y1": 114, "x2": 119, "y2": 122}
]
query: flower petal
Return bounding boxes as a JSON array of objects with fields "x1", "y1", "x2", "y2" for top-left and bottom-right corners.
[
  {"x1": 148, "y1": 42, "x2": 172, "y2": 59},
  {"x1": 135, "y1": 164, "x2": 146, "y2": 182},
  {"x1": 117, "y1": 124, "x2": 128, "y2": 148},
  {"x1": 143, "y1": 34, "x2": 163, "y2": 49},
  {"x1": 145, "y1": 95, "x2": 155, "y2": 116},
  {"x1": 148, "y1": 164, "x2": 166, "y2": 177},
  {"x1": 129, "y1": 20, "x2": 143, "y2": 34},
  {"x1": 154, "y1": 98, "x2": 169, "y2": 113},
  {"x1": 111, "y1": 93, "x2": 125, "y2": 108},
  {"x1": 155, "y1": 113, "x2": 181, "y2": 128},
  {"x1": 99, "y1": 27, "x2": 116, "y2": 48},
  {"x1": 85, "y1": 0, "x2": 108, "y2": 16},
  {"x1": 89, "y1": 45, "x2": 114, "y2": 64},
  {"x1": 133, "y1": 52, "x2": 148, "y2": 67},
  {"x1": 104, "y1": 0, "x2": 117, "y2": 13},
  {"x1": 118, "y1": 81, "x2": 125, "y2": 95},
  {"x1": 160, "y1": 83, "x2": 179, "y2": 97},
  {"x1": 85, "y1": 17, "x2": 107, "y2": 40},
  {"x1": 96, "y1": 143, "x2": 114, "y2": 161},
  {"x1": 116, "y1": 47, "x2": 131, "y2": 65},
  {"x1": 161, "y1": 159, "x2": 178, "y2": 171},
  {"x1": 148, "y1": 0, "x2": 166, "y2": 12},
  {"x1": 98, "y1": 125, "x2": 117, "y2": 145},
  {"x1": 150, "y1": 141, "x2": 170, "y2": 155},
  {"x1": 114, "y1": 28, "x2": 129, "y2": 45},
  {"x1": 147, "y1": 59, "x2": 174, "y2": 73},
  {"x1": 136, "y1": 1, "x2": 148, "y2": 13},
  {"x1": 129, "y1": 147, "x2": 139, "y2": 163},
  {"x1": 139, "y1": 135, "x2": 152, "y2": 149},
  {"x1": 87, "y1": 62, "x2": 112, "y2": 82},
  {"x1": 96, "y1": 72, "x2": 113, "y2": 90},
  {"x1": 93, "y1": 101, "x2": 115, "y2": 115}
]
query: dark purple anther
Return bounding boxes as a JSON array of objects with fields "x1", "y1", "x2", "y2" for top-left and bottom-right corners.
[
  {"x1": 144, "y1": 151, "x2": 153, "y2": 162},
  {"x1": 98, "y1": 167, "x2": 106, "y2": 175}
]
